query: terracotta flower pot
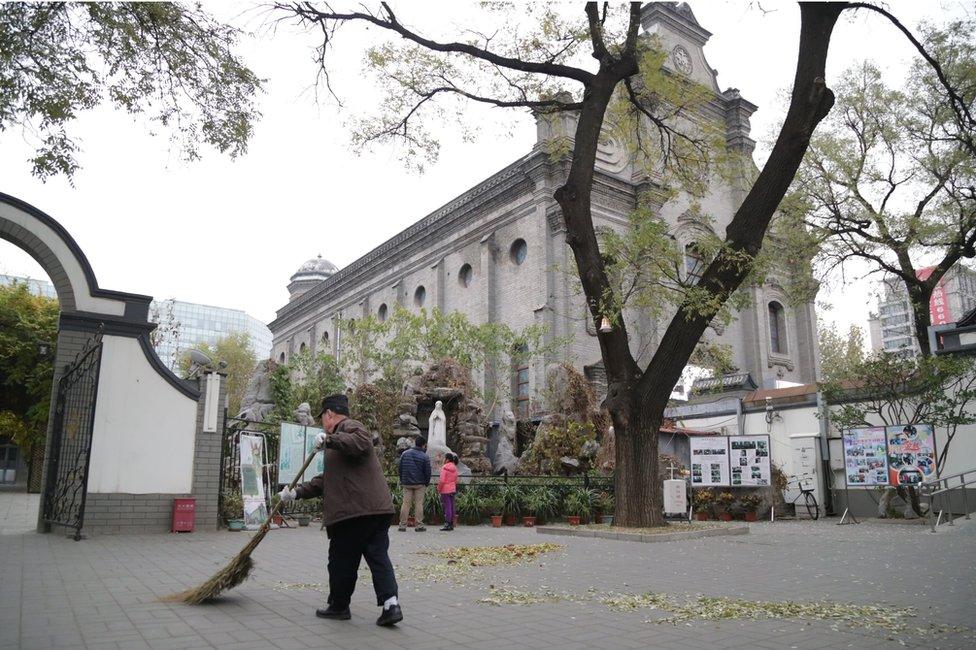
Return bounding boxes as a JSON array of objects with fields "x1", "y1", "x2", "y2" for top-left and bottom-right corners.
[
  {"x1": 719, "y1": 512, "x2": 733, "y2": 522},
  {"x1": 272, "y1": 514, "x2": 283, "y2": 526},
  {"x1": 454, "y1": 515, "x2": 460, "y2": 526},
  {"x1": 593, "y1": 513, "x2": 603, "y2": 524},
  {"x1": 504, "y1": 514, "x2": 517, "y2": 526},
  {"x1": 523, "y1": 516, "x2": 536, "y2": 527},
  {"x1": 744, "y1": 511, "x2": 758, "y2": 522},
  {"x1": 491, "y1": 515, "x2": 503, "y2": 527},
  {"x1": 694, "y1": 512, "x2": 709, "y2": 521},
  {"x1": 568, "y1": 516, "x2": 581, "y2": 526}
]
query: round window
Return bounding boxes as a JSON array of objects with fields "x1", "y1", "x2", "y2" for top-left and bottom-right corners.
[
  {"x1": 459, "y1": 263, "x2": 473, "y2": 287},
  {"x1": 511, "y1": 239, "x2": 527, "y2": 265},
  {"x1": 414, "y1": 286, "x2": 426, "y2": 307},
  {"x1": 378, "y1": 303, "x2": 388, "y2": 322}
]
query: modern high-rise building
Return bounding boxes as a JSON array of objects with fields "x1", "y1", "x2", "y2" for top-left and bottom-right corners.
[
  {"x1": 0, "y1": 273, "x2": 57, "y2": 299},
  {"x1": 868, "y1": 265, "x2": 976, "y2": 356},
  {"x1": 150, "y1": 299, "x2": 272, "y2": 370}
]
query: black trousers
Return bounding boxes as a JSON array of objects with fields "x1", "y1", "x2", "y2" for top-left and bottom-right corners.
[{"x1": 325, "y1": 514, "x2": 398, "y2": 609}]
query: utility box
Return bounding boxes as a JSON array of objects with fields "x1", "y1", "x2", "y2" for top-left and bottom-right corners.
[
  {"x1": 663, "y1": 479, "x2": 687, "y2": 515},
  {"x1": 172, "y1": 497, "x2": 196, "y2": 533}
]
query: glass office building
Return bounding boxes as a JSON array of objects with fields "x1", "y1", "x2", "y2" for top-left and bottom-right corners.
[
  {"x1": 0, "y1": 274, "x2": 58, "y2": 299},
  {"x1": 151, "y1": 299, "x2": 272, "y2": 370}
]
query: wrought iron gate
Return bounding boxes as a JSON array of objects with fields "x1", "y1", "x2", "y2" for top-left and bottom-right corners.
[{"x1": 43, "y1": 330, "x2": 103, "y2": 540}]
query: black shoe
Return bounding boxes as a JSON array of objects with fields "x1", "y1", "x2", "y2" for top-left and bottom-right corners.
[
  {"x1": 316, "y1": 606, "x2": 351, "y2": 620},
  {"x1": 415, "y1": 525, "x2": 426, "y2": 532},
  {"x1": 376, "y1": 604, "x2": 403, "y2": 627},
  {"x1": 440, "y1": 524, "x2": 451, "y2": 531}
]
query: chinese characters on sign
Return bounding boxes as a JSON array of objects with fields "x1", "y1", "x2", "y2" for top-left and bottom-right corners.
[
  {"x1": 729, "y1": 435, "x2": 771, "y2": 487},
  {"x1": 842, "y1": 427, "x2": 890, "y2": 486}
]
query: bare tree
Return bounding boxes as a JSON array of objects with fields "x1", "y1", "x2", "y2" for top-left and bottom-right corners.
[
  {"x1": 272, "y1": 1, "x2": 955, "y2": 526},
  {"x1": 793, "y1": 43, "x2": 976, "y2": 354}
]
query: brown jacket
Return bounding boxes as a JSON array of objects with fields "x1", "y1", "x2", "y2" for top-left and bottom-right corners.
[{"x1": 294, "y1": 417, "x2": 393, "y2": 526}]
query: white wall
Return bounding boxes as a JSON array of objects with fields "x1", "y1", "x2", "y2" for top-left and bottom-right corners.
[{"x1": 87, "y1": 335, "x2": 197, "y2": 493}]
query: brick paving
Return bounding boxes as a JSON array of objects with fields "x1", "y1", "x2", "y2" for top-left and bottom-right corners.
[{"x1": 1, "y1": 502, "x2": 974, "y2": 649}]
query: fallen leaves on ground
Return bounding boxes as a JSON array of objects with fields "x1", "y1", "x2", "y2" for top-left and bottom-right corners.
[
  {"x1": 272, "y1": 581, "x2": 323, "y2": 592},
  {"x1": 418, "y1": 543, "x2": 565, "y2": 567}
]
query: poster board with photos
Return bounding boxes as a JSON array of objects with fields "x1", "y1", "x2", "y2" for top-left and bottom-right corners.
[
  {"x1": 885, "y1": 424, "x2": 937, "y2": 486},
  {"x1": 842, "y1": 427, "x2": 890, "y2": 487},
  {"x1": 728, "y1": 435, "x2": 771, "y2": 487},
  {"x1": 277, "y1": 422, "x2": 325, "y2": 485},
  {"x1": 689, "y1": 436, "x2": 730, "y2": 487},
  {"x1": 240, "y1": 434, "x2": 269, "y2": 528}
]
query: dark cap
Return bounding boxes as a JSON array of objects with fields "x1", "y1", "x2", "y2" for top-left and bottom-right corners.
[{"x1": 318, "y1": 393, "x2": 349, "y2": 418}]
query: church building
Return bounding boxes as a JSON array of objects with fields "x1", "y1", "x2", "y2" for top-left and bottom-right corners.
[{"x1": 269, "y1": 2, "x2": 820, "y2": 418}]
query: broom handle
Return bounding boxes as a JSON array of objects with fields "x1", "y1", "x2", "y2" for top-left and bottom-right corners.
[{"x1": 265, "y1": 444, "x2": 323, "y2": 525}]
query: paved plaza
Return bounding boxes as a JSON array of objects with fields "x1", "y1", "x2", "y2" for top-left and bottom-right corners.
[{"x1": 1, "y1": 497, "x2": 974, "y2": 649}]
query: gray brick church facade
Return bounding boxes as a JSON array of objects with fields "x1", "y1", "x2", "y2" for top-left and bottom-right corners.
[{"x1": 269, "y1": 3, "x2": 820, "y2": 416}]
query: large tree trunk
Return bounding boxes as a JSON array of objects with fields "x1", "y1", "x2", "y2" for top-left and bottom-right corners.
[
  {"x1": 908, "y1": 283, "x2": 934, "y2": 356},
  {"x1": 613, "y1": 398, "x2": 664, "y2": 527}
]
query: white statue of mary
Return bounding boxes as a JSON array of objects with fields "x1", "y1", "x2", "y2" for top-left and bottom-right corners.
[{"x1": 428, "y1": 400, "x2": 447, "y2": 449}]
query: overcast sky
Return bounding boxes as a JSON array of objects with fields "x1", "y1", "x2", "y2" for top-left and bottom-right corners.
[{"x1": 1, "y1": 0, "x2": 971, "y2": 337}]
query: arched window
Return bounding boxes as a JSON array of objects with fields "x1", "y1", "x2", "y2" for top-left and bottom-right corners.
[
  {"x1": 299, "y1": 342, "x2": 307, "y2": 354},
  {"x1": 684, "y1": 243, "x2": 704, "y2": 284},
  {"x1": 768, "y1": 301, "x2": 787, "y2": 354},
  {"x1": 458, "y1": 263, "x2": 473, "y2": 287},
  {"x1": 322, "y1": 330, "x2": 329, "y2": 344},
  {"x1": 278, "y1": 352, "x2": 286, "y2": 364},
  {"x1": 510, "y1": 239, "x2": 527, "y2": 265},
  {"x1": 378, "y1": 303, "x2": 388, "y2": 322},
  {"x1": 512, "y1": 343, "x2": 530, "y2": 419},
  {"x1": 414, "y1": 286, "x2": 426, "y2": 307}
]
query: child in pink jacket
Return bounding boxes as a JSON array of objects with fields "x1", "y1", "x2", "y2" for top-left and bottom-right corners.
[{"x1": 438, "y1": 453, "x2": 458, "y2": 531}]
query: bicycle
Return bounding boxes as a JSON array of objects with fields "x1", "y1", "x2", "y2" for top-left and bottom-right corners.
[{"x1": 786, "y1": 474, "x2": 820, "y2": 520}]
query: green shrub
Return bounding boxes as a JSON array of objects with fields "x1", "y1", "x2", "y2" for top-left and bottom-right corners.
[
  {"x1": 524, "y1": 486, "x2": 559, "y2": 520},
  {"x1": 424, "y1": 485, "x2": 443, "y2": 521},
  {"x1": 220, "y1": 489, "x2": 243, "y2": 521},
  {"x1": 562, "y1": 492, "x2": 586, "y2": 518},
  {"x1": 500, "y1": 483, "x2": 523, "y2": 518}
]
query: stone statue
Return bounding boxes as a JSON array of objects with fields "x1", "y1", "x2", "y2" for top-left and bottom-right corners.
[
  {"x1": 237, "y1": 360, "x2": 275, "y2": 422},
  {"x1": 492, "y1": 409, "x2": 519, "y2": 475},
  {"x1": 295, "y1": 402, "x2": 316, "y2": 426},
  {"x1": 429, "y1": 400, "x2": 447, "y2": 448}
]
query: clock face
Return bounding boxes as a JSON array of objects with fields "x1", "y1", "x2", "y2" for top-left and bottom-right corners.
[{"x1": 672, "y1": 45, "x2": 693, "y2": 75}]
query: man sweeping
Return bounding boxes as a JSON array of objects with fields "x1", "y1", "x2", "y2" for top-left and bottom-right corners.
[{"x1": 278, "y1": 394, "x2": 402, "y2": 626}]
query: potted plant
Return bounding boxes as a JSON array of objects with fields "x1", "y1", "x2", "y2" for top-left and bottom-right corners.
[
  {"x1": 569, "y1": 487, "x2": 594, "y2": 523},
  {"x1": 296, "y1": 513, "x2": 312, "y2": 526},
  {"x1": 563, "y1": 492, "x2": 586, "y2": 526},
  {"x1": 692, "y1": 488, "x2": 714, "y2": 520},
  {"x1": 390, "y1": 484, "x2": 404, "y2": 526},
  {"x1": 500, "y1": 483, "x2": 522, "y2": 526},
  {"x1": 456, "y1": 488, "x2": 483, "y2": 526},
  {"x1": 716, "y1": 491, "x2": 736, "y2": 521},
  {"x1": 486, "y1": 494, "x2": 505, "y2": 527},
  {"x1": 424, "y1": 485, "x2": 444, "y2": 525},
  {"x1": 597, "y1": 491, "x2": 614, "y2": 525},
  {"x1": 739, "y1": 493, "x2": 762, "y2": 522},
  {"x1": 220, "y1": 489, "x2": 244, "y2": 531},
  {"x1": 523, "y1": 486, "x2": 557, "y2": 527}
]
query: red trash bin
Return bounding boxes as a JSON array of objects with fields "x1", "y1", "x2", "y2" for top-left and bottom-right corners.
[{"x1": 172, "y1": 497, "x2": 196, "y2": 533}]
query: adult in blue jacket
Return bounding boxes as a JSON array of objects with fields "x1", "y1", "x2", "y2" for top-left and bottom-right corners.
[{"x1": 397, "y1": 437, "x2": 431, "y2": 532}]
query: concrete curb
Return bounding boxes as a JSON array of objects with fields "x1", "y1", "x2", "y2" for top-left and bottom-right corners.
[{"x1": 536, "y1": 524, "x2": 749, "y2": 543}]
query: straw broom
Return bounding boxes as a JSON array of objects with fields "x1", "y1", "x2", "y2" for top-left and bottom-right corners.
[{"x1": 163, "y1": 446, "x2": 321, "y2": 605}]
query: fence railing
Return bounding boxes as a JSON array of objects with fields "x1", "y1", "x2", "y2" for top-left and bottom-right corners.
[{"x1": 922, "y1": 467, "x2": 976, "y2": 532}]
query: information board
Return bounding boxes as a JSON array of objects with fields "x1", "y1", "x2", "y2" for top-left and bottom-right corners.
[
  {"x1": 303, "y1": 426, "x2": 325, "y2": 483},
  {"x1": 240, "y1": 434, "x2": 268, "y2": 528},
  {"x1": 886, "y1": 424, "x2": 937, "y2": 486},
  {"x1": 278, "y1": 422, "x2": 324, "y2": 486},
  {"x1": 728, "y1": 435, "x2": 771, "y2": 487},
  {"x1": 842, "y1": 427, "x2": 889, "y2": 486},
  {"x1": 689, "y1": 436, "x2": 730, "y2": 487}
]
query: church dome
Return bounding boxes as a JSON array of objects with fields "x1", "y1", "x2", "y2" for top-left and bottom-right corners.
[{"x1": 290, "y1": 255, "x2": 338, "y2": 283}]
